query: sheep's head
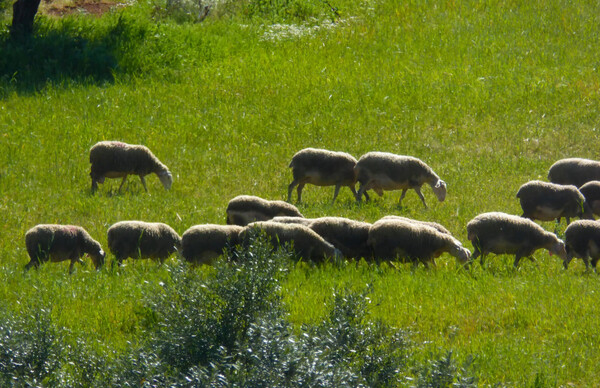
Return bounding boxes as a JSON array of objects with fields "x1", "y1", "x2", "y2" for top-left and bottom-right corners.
[
  {"x1": 450, "y1": 242, "x2": 471, "y2": 264},
  {"x1": 548, "y1": 239, "x2": 567, "y2": 262},
  {"x1": 581, "y1": 201, "x2": 595, "y2": 220},
  {"x1": 432, "y1": 179, "x2": 447, "y2": 202},
  {"x1": 90, "y1": 249, "x2": 106, "y2": 270},
  {"x1": 158, "y1": 170, "x2": 173, "y2": 190}
]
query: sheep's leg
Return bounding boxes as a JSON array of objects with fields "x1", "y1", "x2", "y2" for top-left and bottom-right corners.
[
  {"x1": 118, "y1": 175, "x2": 128, "y2": 192},
  {"x1": 563, "y1": 254, "x2": 573, "y2": 269},
  {"x1": 513, "y1": 253, "x2": 524, "y2": 268},
  {"x1": 413, "y1": 187, "x2": 428, "y2": 208},
  {"x1": 356, "y1": 183, "x2": 368, "y2": 203},
  {"x1": 91, "y1": 179, "x2": 98, "y2": 193},
  {"x1": 287, "y1": 180, "x2": 299, "y2": 202},
  {"x1": 398, "y1": 189, "x2": 408, "y2": 206},
  {"x1": 139, "y1": 175, "x2": 148, "y2": 192},
  {"x1": 584, "y1": 257, "x2": 591, "y2": 271},
  {"x1": 349, "y1": 185, "x2": 359, "y2": 201},
  {"x1": 470, "y1": 248, "x2": 481, "y2": 264},
  {"x1": 331, "y1": 184, "x2": 342, "y2": 204},
  {"x1": 296, "y1": 183, "x2": 305, "y2": 202},
  {"x1": 24, "y1": 259, "x2": 40, "y2": 271}
]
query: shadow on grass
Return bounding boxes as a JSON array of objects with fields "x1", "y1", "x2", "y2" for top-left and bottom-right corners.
[{"x1": 0, "y1": 14, "x2": 145, "y2": 97}]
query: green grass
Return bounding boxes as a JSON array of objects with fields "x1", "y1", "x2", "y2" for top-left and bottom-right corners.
[{"x1": 2, "y1": 0, "x2": 600, "y2": 385}]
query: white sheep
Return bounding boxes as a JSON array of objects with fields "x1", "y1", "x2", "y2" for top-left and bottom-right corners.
[
  {"x1": 516, "y1": 180, "x2": 593, "y2": 224},
  {"x1": 378, "y1": 215, "x2": 451, "y2": 235},
  {"x1": 548, "y1": 158, "x2": 600, "y2": 188},
  {"x1": 579, "y1": 181, "x2": 600, "y2": 218},
  {"x1": 180, "y1": 224, "x2": 243, "y2": 265},
  {"x1": 466, "y1": 212, "x2": 567, "y2": 268},
  {"x1": 226, "y1": 195, "x2": 304, "y2": 226},
  {"x1": 564, "y1": 220, "x2": 600, "y2": 271},
  {"x1": 25, "y1": 224, "x2": 105, "y2": 273},
  {"x1": 107, "y1": 221, "x2": 181, "y2": 265},
  {"x1": 270, "y1": 216, "x2": 315, "y2": 226},
  {"x1": 287, "y1": 148, "x2": 359, "y2": 203},
  {"x1": 367, "y1": 218, "x2": 470, "y2": 267},
  {"x1": 354, "y1": 152, "x2": 446, "y2": 208},
  {"x1": 89, "y1": 141, "x2": 173, "y2": 193},
  {"x1": 240, "y1": 221, "x2": 342, "y2": 263},
  {"x1": 308, "y1": 217, "x2": 372, "y2": 260}
]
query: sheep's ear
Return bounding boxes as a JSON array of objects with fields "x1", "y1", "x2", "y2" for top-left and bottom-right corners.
[{"x1": 435, "y1": 180, "x2": 446, "y2": 189}]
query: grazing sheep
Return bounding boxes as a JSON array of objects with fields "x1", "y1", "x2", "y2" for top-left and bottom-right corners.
[
  {"x1": 89, "y1": 141, "x2": 173, "y2": 193},
  {"x1": 226, "y1": 195, "x2": 304, "y2": 226},
  {"x1": 516, "y1": 180, "x2": 593, "y2": 224},
  {"x1": 25, "y1": 224, "x2": 105, "y2": 273},
  {"x1": 579, "y1": 181, "x2": 600, "y2": 218},
  {"x1": 270, "y1": 216, "x2": 315, "y2": 226},
  {"x1": 287, "y1": 148, "x2": 359, "y2": 203},
  {"x1": 308, "y1": 217, "x2": 373, "y2": 260},
  {"x1": 548, "y1": 158, "x2": 600, "y2": 188},
  {"x1": 564, "y1": 220, "x2": 600, "y2": 271},
  {"x1": 240, "y1": 221, "x2": 341, "y2": 263},
  {"x1": 354, "y1": 152, "x2": 446, "y2": 208},
  {"x1": 379, "y1": 215, "x2": 451, "y2": 235},
  {"x1": 181, "y1": 224, "x2": 243, "y2": 265},
  {"x1": 367, "y1": 219, "x2": 470, "y2": 267},
  {"x1": 107, "y1": 221, "x2": 181, "y2": 265},
  {"x1": 466, "y1": 212, "x2": 567, "y2": 268}
]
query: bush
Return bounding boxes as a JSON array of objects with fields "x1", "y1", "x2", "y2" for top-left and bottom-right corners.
[
  {"x1": 413, "y1": 351, "x2": 478, "y2": 388},
  {"x1": 0, "y1": 307, "x2": 64, "y2": 386}
]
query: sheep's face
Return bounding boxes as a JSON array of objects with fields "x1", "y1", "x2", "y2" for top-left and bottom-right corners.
[
  {"x1": 91, "y1": 249, "x2": 106, "y2": 269},
  {"x1": 158, "y1": 171, "x2": 173, "y2": 190},
  {"x1": 432, "y1": 180, "x2": 447, "y2": 202},
  {"x1": 452, "y1": 244, "x2": 471, "y2": 264},
  {"x1": 549, "y1": 240, "x2": 568, "y2": 262}
]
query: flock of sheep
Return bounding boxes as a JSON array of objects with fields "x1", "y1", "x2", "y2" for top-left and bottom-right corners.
[{"x1": 23, "y1": 141, "x2": 600, "y2": 273}]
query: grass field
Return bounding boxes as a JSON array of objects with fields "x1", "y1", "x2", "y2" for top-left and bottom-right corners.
[{"x1": 2, "y1": 0, "x2": 600, "y2": 385}]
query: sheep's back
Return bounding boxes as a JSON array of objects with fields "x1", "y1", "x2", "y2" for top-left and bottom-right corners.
[
  {"x1": 290, "y1": 149, "x2": 357, "y2": 183},
  {"x1": 181, "y1": 225, "x2": 242, "y2": 263},
  {"x1": 548, "y1": 158, "x2": 600, "y2": 187},
  {"x1": 309, "y1": 217, "x2": 371, "y2": 259},
  {"x1": 565, "y1": 220, "x2": 600, "y2": 252},
  {"x1": 356, "y1": 152, "x2": 435, "y2": 186},
  {"x1": 368, "y1": 220, "x2": 449, "y2": 261}
]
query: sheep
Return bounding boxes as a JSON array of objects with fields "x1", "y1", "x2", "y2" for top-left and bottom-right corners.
[
  {"x1": 378, "y1": 215, "x2": 451, "y2": 235},
  {"x1": 226, "y1": 195, "x2": 304, "y2": 226},
  {"x1": 270, "y1": 216, "x2": 315, "y2": 226},
  {"x1": 308, "y1": 217, "x2": 373, "y2": 260},
  {"x1": 180, "y1": 224, "x2": 243, "y2": 265},
  {"x1": 107, "y1": 221, "x2": 181, "y2": 265},
  {"x1": 89, "y1": 141, "x2": 173, "y2": 193},
  {"x1": 367, "y1": 218, "x2": 470, "y2": 267},
  {"x1": 25, "y1": 224, "x2": 105, "y2": 273},
  {"x1": 240, "y1": 221, "x2": 342, "y2": 263},
  {"x1": 579, "y1": 181, "x2": 600, "y2": 218},
  {"x1": 564, "y1": 220, "x2": 600, "y2": 271},
  {"x1": 287, "y1": 148, "x2": 359, "y2": 203},
  {"x1": 354, "y1": 152, "x2": 446, "y2": 208},
  {"x1": 466, "y1": 212, "x2": 567, "y2": 268},
  {"x1": 516, "y1": 180, "x2": 593, "y2": 224},
  {"x1": 548, "y1": 158, "x2": 600, "y2": 188}
]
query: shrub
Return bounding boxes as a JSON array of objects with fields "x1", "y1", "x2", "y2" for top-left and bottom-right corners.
[{"x1": 0, "y1": 307, "x2": 64, "y2": 386}]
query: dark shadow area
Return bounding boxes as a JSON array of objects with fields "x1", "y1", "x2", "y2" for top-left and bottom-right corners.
[{"x1": 0, "y1": 14, "x2": 141, "y2": 97}]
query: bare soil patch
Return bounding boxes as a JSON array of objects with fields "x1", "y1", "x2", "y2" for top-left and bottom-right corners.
[{"x1": 43, "y1": 0, "x2": 121, "y2": 17}]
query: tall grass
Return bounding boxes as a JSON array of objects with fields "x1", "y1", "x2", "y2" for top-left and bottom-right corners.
[{"x1": 1, "y1": 0, "x2": 600, "y2": 385}]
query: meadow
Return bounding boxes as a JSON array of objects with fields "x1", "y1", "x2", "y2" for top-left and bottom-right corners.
[{"x1": 1, "y1": 0, "x2": 600, "y2": 385}]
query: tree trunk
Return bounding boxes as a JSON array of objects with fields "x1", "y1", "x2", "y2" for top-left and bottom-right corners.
[{"x1": 11, "y1": 0, "x2": 42, "y2": 36}]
